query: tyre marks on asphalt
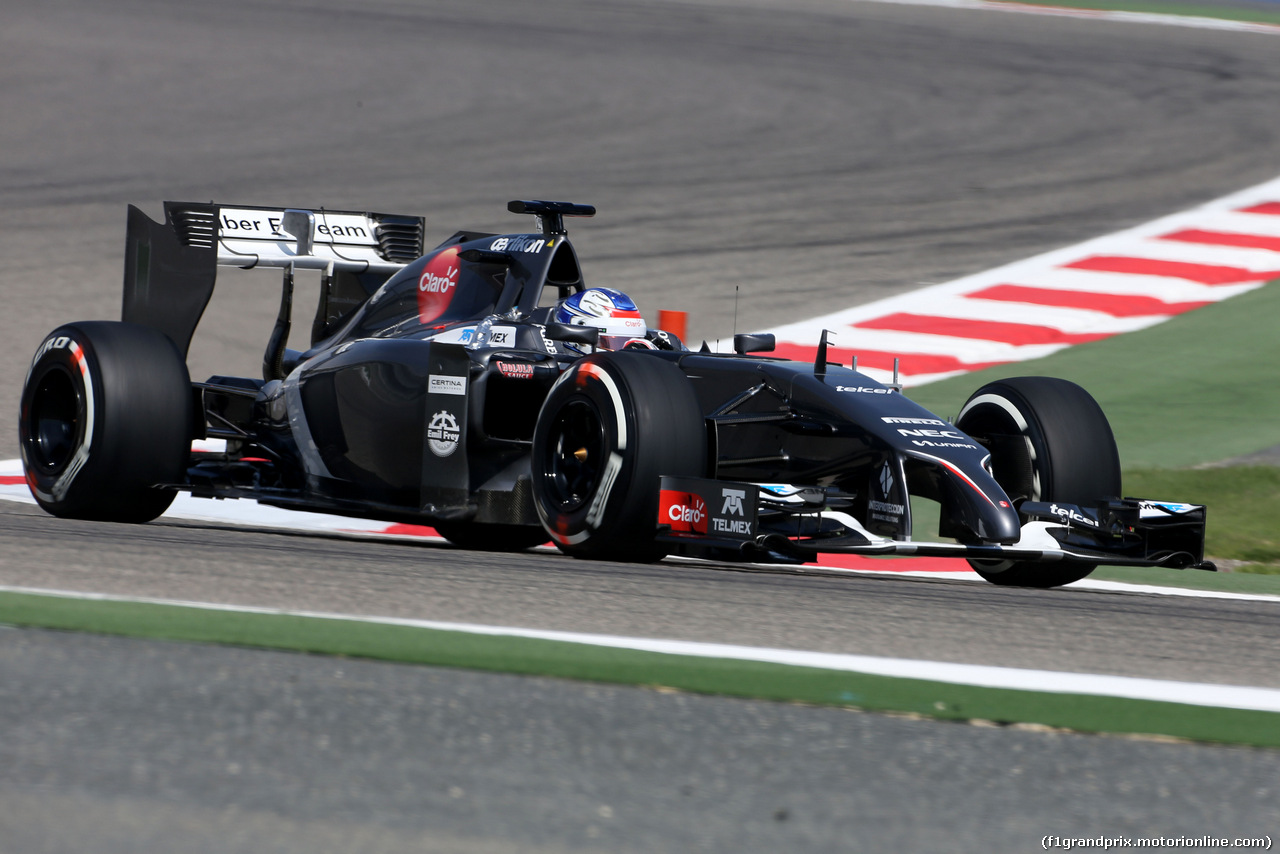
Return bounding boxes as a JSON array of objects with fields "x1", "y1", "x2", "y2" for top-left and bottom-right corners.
[{"x1": 747, "y1": 176, "x2": 1280, "y2": 387}]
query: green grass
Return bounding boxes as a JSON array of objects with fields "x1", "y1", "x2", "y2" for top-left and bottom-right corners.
[
  {"x1": 1124, "y1": 467, "x2": 1280, "y2": 569},
  {"x1": 1, "y1": 590, "x2": 1276, "y2": 748},
  {"x1": 992, "y1": 0, "x2": 1280, "y2": 26},
  {"x1": 905, "y1": 281, "x2": 1280, "y2": 576},
  {"x1": 1090, "y1": 563, "x2": 1280, "y2": 590},
  {"x1": 906, "y1": 281, "x2": 1280, "y2": 471}
]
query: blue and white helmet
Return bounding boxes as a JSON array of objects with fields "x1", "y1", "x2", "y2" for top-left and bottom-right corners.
[{"x1": 554, "y1": 288, "x2": 648, "y2": 351}]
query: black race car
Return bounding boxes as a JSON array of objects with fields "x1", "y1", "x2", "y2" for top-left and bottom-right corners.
[{"x1": 19, "y1": 200, "x2": 1211, "y2": 588}]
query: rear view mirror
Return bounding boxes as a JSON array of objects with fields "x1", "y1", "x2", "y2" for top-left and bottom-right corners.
[
  {"x1": 545, "y1": 322, "x2": 600, "y2": 347},
  {"x1": 734, "y1": 332, "x2": 775, "y2": 354}
]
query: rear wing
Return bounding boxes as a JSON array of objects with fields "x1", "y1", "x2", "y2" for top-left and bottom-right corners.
[{"x1": 122, "y1": 201, "x2": 424, "y2": 357}]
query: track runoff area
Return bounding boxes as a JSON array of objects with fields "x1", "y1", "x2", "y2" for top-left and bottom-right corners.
[{"x1": 6, "y1": 176, "x2": 1280, "y2": 746}]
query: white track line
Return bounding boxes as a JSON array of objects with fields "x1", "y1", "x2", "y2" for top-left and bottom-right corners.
[
  {"x1": 848, "y1": 0, "x2": 1280, "y2": 36},
  {"x1": 734, "y1": 174, "x2": 1280, "y2": 386},
  {"x1": 2, "y1": 583, "x2": 1278, "y2": 714}
]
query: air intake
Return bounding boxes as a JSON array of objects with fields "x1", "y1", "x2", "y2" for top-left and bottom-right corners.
[
  {"x1": 169, "y1": 207, "x2": 217, "y2": 249},
  {"x1": 376, "y1": 215, "x2": 425, "y2": 263}
]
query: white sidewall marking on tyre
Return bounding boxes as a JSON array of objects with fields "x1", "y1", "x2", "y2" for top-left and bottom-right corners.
[
  {"x1": 958, "y1": 392, "x2": 1041, "y2": 500},
  {"x1": 585, "y1": 451, "x2": 623, "y2": 530},
  {"x1": 535, "y1": 363, "x2": 628, "y2": 538},
  {"x1": 580, "y1": 364, "x2": 627, "y2": 530},
  {"x1": 581, "y1": 363, "x2": 627, "y2": 452},
  {"x1": 48, "y1": 342, "x2": 94, "y2": 503},
  {"x1": 958, "y1": 393, "x2": 1028, "y2": 432}
]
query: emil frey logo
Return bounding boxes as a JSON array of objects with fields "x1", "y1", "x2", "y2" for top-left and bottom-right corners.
[{"x1": 427, "y1": 410, "x2": 461, "y2": 457}]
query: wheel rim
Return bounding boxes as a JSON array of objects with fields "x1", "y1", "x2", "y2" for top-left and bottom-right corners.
[
  {"x1": 541, "y1": 398, "x2": 607, "y2": 513},
  {"x1": 25, "y1": 365, "x2": 82, "y2": 473}
]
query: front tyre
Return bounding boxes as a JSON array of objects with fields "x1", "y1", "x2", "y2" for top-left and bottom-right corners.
[
  {"x1": 532, "y1": 352, "x2": 706, "y2": 561},
  {"x1": 20, "y1": 321, "x2": 194, "y2": 522},
  {"x1": 955, "y1": 376, "x2": 1121, "y2": 588}
]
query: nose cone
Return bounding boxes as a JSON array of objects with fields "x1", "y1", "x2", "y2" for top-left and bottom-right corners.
[
  {"x1": 974, "y1": 490, "x2": 1023, "y2": 543},
  {"x1": 934, "y1": 455, "x2": 1022, "y2": 544}
]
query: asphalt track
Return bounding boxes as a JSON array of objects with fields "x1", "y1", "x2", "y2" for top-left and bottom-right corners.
[{"x1": 5, "y1": 0, "x2": 1280, "y2": 850}]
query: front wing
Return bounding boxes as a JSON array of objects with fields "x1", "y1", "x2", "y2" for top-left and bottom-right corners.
[{"x1": 656, "y1": 476, "x2": 1213, "y2": 571}]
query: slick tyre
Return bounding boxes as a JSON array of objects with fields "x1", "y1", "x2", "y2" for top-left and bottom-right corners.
[
  {"x1": 532, "y1": 352, "x2": 706, "y2": 561},
  {"x1": 20, "y1": 321, "x2": 194, "y2": 523},
  {"x1": 955, "y1": 376, "x2": 1121, "y2": 588}
]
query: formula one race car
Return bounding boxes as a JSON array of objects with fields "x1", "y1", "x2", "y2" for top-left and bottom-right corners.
[{"x1": 19, "y1": 200, "x2": 1212, "y2": 587}]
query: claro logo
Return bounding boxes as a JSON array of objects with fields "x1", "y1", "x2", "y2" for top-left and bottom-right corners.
[
  {"x1": 660, "y1": 490, "x2": 707, "y2": 535},
  {"x1": 419, "y1": 263, "x2": 457, "y2": 294},
  {"x1": 418, "y1": 247, "x2": 461, "y2": 324}
]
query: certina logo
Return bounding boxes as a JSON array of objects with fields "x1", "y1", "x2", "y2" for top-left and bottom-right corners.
[
  {"x1": 836, "y1": 386, "x2": 892, "y2": 394},
  {"x1": 427, "y1": 410, "x2": 461, "y2": 457},
  {"x1": 428, "y1": 375, "x2": 466, "y2": 396},
  {"x1": 489, "y1": 236, "x2": 548, "y2": 254},
  {"x1": 882, "y1": 417, "x2": 946, "y2": 426},
  {"x1": 496, "y1": 361, "x2": 534, "y2": 379}
]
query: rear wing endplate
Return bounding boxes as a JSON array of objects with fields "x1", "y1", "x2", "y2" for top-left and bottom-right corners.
[{"x1": 122, "y1": 201, "x2": 424, "y2": 357}]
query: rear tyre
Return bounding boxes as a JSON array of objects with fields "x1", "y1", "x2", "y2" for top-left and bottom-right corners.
[
  {"x1": 531, "y1": 352, "x2": 706, "y2": 561},
  {"x1": 955, "y1": 376, "x2": 1121, "y2": 588},
  {"x1": 20, "y1": 321, "x2": 194, "y2": 523},
  {"x1": 433, "y1": 522, "x2": 549, "y2": 552}
]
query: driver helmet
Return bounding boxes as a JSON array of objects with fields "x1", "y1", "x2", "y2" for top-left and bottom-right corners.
[{"x1": 554, "y1": 288, "x2": 649, "y2": 352}]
